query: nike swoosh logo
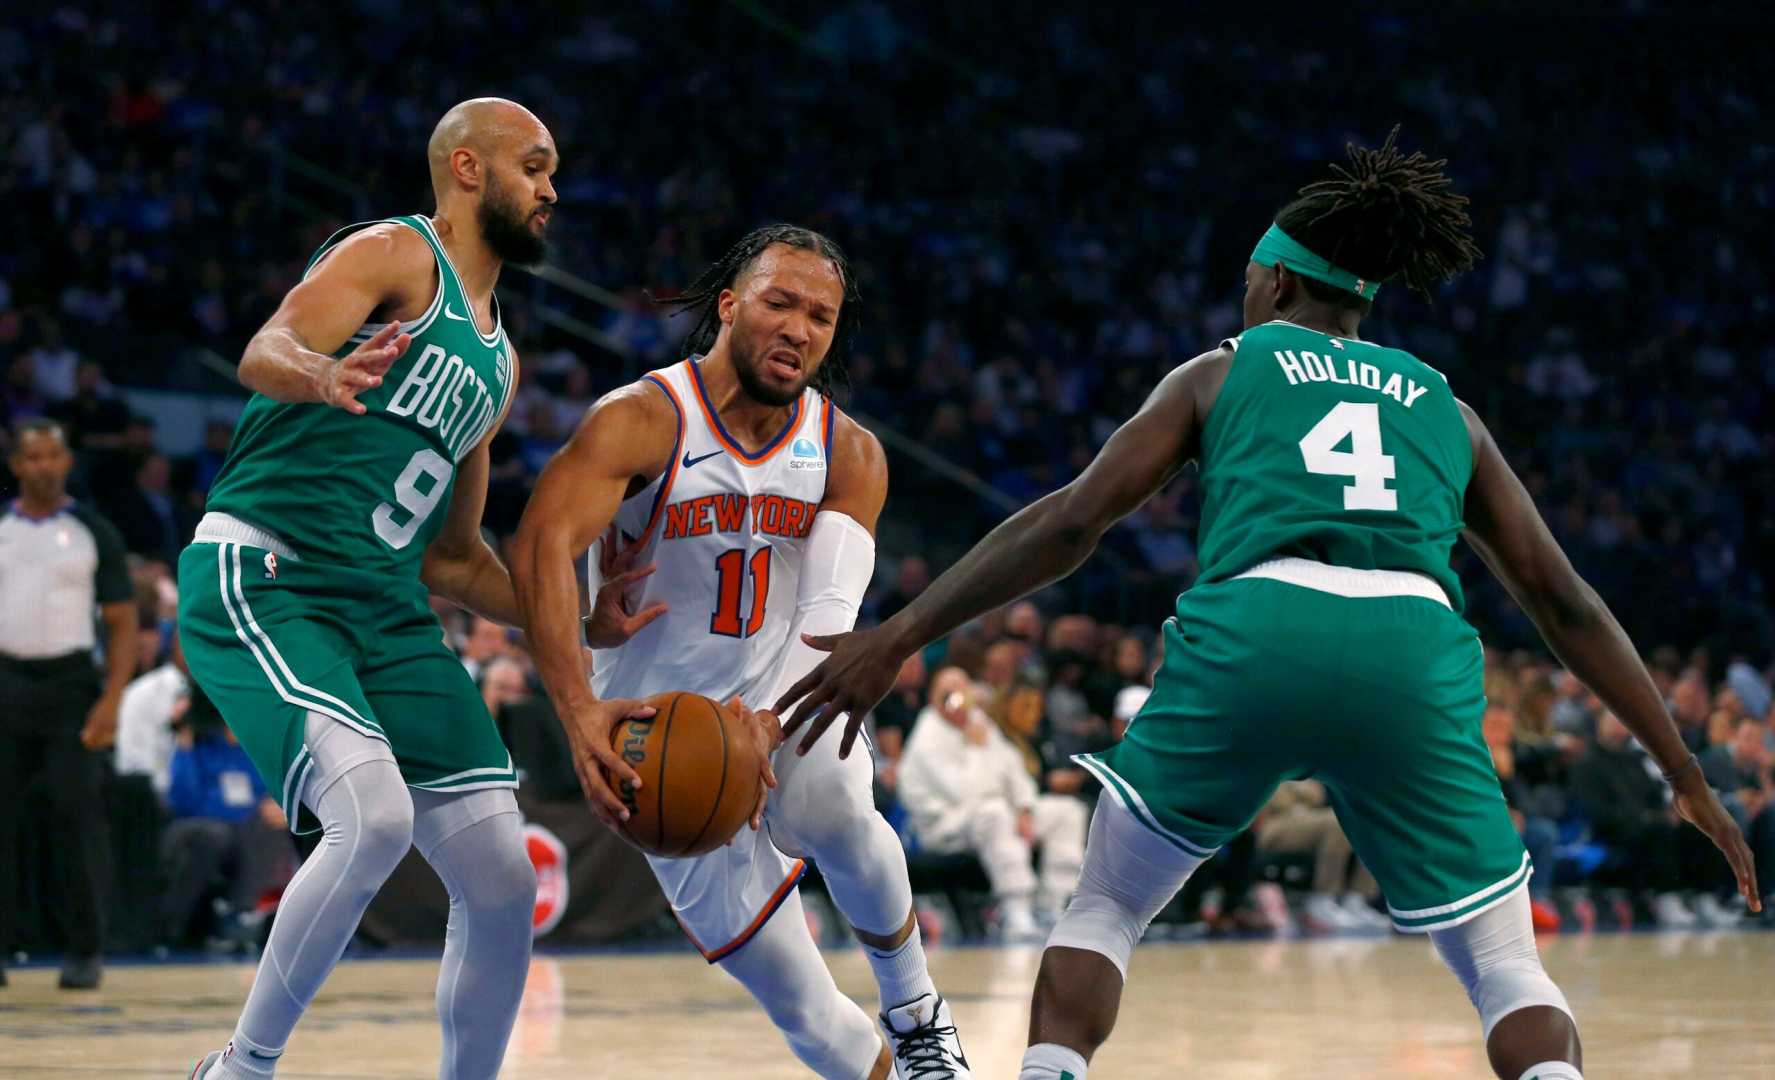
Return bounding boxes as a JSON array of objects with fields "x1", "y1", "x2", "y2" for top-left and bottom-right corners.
[
  {"x1": 443, "y1": 304, "x2": 469, "y2": 321},
  {"x1": 682, "y1": 449, "x2": 723, "y2": 469},
  {"x1": 246, "y1": 1050, "x2": 281, "y2": 1061}
]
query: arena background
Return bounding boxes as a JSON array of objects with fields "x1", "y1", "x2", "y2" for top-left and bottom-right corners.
[{"x1": 3, "y1": 0, "x2": 1773, "y2": 972}]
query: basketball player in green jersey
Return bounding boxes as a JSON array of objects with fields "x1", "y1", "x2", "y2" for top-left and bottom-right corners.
[
  {"x1": 778, "y1": 130, "x2": 1759, "y2": 1080},
  {"x1": 179, "y1": 99, "x2": 655, "y2": 1080}
]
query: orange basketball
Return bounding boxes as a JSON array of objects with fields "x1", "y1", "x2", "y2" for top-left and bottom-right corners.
[{"x1": 605, "y1": 691, "x2": 765, "y2": 857}]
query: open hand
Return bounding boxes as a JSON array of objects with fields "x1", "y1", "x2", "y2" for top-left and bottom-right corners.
[
  {"x1": 562, "y1": 697, "x2": 656, "y2": 828},
  {"x1": 584, "y1": 535, "x2": 668, "y2": 648},
  {"x1": 774, "y1": 626, "x2": 906, "y2": 759},
  {"x1": 323, "y1": 320, "x2": 411, "y2": 414},
  {"x1": 1673, "y1": 767, "x2": 1762, "y2": 912}
]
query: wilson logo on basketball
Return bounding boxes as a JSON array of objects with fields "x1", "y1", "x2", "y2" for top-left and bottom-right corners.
[
  {"x1": 524, "y1": 823, "x2": 570, "y2": 938},
  {"x1": 618, "y1": 714, "x2": 655, "y2": 816}
]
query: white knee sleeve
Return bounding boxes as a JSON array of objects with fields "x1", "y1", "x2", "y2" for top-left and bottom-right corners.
[
  {"x1": 1429, "y1": 885, "x2": 1573, "y2": 1041},
  {"x1": 1045, "y1": 798, "x2": 1207, "y2": 979}
]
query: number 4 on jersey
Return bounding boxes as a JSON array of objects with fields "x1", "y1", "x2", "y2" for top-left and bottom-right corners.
[{"x1": 1299, "y1": 401, "x2": 1397, "y2": 511}]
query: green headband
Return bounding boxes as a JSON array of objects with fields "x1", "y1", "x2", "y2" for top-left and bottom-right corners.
[{"x1": 1250, "y1": 224, "x2": 1381, "y2": 300}]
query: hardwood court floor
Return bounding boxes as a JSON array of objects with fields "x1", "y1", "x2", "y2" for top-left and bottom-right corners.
[{"x1": 2, "y1": 931, "x2": 1770, "y2": 1078}]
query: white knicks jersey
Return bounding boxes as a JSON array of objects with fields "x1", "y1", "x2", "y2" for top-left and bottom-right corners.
[{"x1": 590, "y1": 357, "x2": 834, "y2": 707}]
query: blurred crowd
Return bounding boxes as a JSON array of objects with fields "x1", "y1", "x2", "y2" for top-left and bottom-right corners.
[{"x1": 3, "y1": 1, "x2": 1775, "y2": 943}]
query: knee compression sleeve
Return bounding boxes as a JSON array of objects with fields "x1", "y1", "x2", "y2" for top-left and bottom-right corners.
[
  {"x1": 1045, "y1": 798, "x2": 1206, "y2": 979},
  {"x1": 1429, "y1": 885, "x2": 1573, "y2": 1041}
]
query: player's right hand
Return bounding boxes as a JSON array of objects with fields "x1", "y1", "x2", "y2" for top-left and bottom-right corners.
[
  {"x1": 1672, "y1": 765, "x2": 1761, "y2": 912},
  {"x1": 562, "y1": 697, "x2": 655, "y2": 829},
  {"x1": 321, "y1": 319, "x2": 411, "y2": 415}
]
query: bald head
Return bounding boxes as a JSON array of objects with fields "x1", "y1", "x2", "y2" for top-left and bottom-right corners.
[
  {"x1": 427, "y1": 98, "x2": 558, "y2": 265},
  {"x1": 428, "y1": 98, "x2": 552, "y2": 198}
]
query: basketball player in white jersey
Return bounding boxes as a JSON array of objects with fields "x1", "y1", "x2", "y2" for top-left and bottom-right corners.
[{"x1": 511, "y1": 226, "x2": 971, "y2": 1079}]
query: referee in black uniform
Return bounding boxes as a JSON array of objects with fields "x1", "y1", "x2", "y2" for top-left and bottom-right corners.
[{"x1": 0, "y1": 419, "x2": 137, "y2": 989}]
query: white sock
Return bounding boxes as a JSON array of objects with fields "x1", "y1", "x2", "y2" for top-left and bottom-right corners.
[
  {"x1": 210, "y1": 1033, "x2": 281, "y2": 1079},
  {"x1": 864, "y1": 919, "x2": 937, "y2": 1008},
  {"x1": 1518, "y1": 1063, "x2": 1582, "y2": 1080},
  {"x1": 1020, "y1": 1041, "x2": 1088, "y2": 1080}
]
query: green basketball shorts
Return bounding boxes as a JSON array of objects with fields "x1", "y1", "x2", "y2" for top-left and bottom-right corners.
[
  {"x1": 1078, "y1": 559, "x2": 1528, "y2": 932},
  {"x1": 176, "y1": 537, "x2": 515, "y2": 833}
]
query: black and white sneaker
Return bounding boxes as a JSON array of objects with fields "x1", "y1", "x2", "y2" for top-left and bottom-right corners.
[{"x1": 880, "y1": 992, "x2": 971, "y2": 1078}]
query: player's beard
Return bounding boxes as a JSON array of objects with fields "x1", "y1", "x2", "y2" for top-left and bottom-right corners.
[
  {"x1": 731, "y1": 332, "x2": 810, "y2": 407},
  {"x1": 478, "y1": 173, "x2": 548, "y2": 266}
]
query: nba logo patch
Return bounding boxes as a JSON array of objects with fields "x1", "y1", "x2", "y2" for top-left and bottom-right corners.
[
  {"x1": 263, "y1": 552, "x2": 279, "y2": 580},
  {"x1": 525, "y1": 823, "x2": 570, "y2": 938},
  {"x1": 788, "y1": 437, "x2": 825, "y2": 471}
]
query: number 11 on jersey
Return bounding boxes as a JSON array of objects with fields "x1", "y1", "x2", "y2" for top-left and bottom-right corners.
[{"x1": 711, "y1": 546, "x2": 771, "y2": 637}]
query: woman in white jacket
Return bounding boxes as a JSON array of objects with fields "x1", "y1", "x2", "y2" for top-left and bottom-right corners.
[{"x1": 899, "y1": 667, "x2": 1087, "y2": 939}]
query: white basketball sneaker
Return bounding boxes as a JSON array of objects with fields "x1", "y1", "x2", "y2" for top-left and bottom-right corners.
[
  {"x1": 189, "y1": 1051, "x2": 224, "y2": 1079},
  {"x1": 881, "y1": 992, "x2": 972, "y2": 1078}
]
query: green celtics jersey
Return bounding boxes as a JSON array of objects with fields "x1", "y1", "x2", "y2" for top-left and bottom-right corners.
[
  {"x1": 1193, "y1": 320, "x2": 1472, "y2": 608},
  {"x1": 206, "y1": 215, "x2": 514, "y2": 577}
]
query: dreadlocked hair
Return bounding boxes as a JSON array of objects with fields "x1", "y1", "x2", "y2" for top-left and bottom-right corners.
[
  {"x1": 1275, "y1": 125, "x2": 1483, "y2": 309},
  {"x1": 657, "y1": 223, "x2": 860, "y2": 401}
]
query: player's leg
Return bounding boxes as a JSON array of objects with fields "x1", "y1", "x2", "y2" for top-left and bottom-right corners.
[
  {"x1": 1028, "y1": 581, "x2": 1304, "y2": 1078},
  {"x1": 208, "y1": 715, "x2": 415, "y2": 1079},
  {"x1": 1019, "y1": 797, "x2": 1208, "y2": 1080},
  {"x1": 1316, "y1": 591, "x2": 1579, "y2": 1080},
  {"x1": 718, "y1": 888, "x2": 891, "y2": 1080},
  {"x1": 1429, "y1": 887, "x2": 1580, "y2": 1079},
  {"x1": 410, "y1": 786, "x2": 536, "y2": 1080},
  {"x1": 178, "y1": 541, "x2": 412, "y2": 1078},
  {"x1": 768, "y1": 725, "x2": 966, "y2": 1070},
  {"x1": 356, "y1": 627, "x2": 531, "y2": 1080}
]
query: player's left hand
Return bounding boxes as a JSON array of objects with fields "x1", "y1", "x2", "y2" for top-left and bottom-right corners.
[
  {"x1": 726, "y1": 698, "x2": 780, "y2": 830},
  {"x1": 584, "y1": 535, "x2": 669, "y2": 649},
  {"x1": 80, "y1": 692, "x2": 121, "y2": 751},
  {"x1": 774, "y1": 627, "x2": 905, "y2": 759}
]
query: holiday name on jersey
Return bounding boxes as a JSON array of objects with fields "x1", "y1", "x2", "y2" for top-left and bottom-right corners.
[
  {"x1": 661, "y1": 493, "x2": 820, "y2": 542},
  {"x1": 383, "y1": 343, "x2": 506, "y2": 460},
  {"x1": 1272, "y1": 349, "x2": 1430, "y2": 408}
]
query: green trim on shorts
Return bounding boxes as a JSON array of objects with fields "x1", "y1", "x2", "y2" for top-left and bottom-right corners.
[
  {"x1": 1387, "y1": 853, "x2": 1533, "y2": 932},
  {"x1": 1075, "y1": 752, "x2": 1218, "y2": 859}
]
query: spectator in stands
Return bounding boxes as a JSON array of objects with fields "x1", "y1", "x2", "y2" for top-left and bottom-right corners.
[
  {"x1": 993, "y1": 675, "x2": 1089, "y2": 799},
  {"x1": 899, "y1": 667, "x2": 1086, "y2": 939},
  {"x1": 190, "y1": 419, "x2": 233, "y2": 495},
  {"x1": 1571, "y1": 711, "x2": 1729, "y2": 926},
  {"x1": 1254, "y1": 781, "x2": 1390, "y2": 932},
  {"x1": 1670, "y1": 673, "x2": 1712, "y2": 752},
  {"x1": 875, "y1": 555, "x2": 930, "y2": 620},
  {"x1": 479, "y1": 655, "x2": 531, "y2": 720},
  {"x1": 108, "y1": 451, "x2": 182, "y2": 562},
  {"x1": 1110, "y1": 631, "x2": 1155, "y2": 737},
  {"x1": 1701, "y1": 715, "x2": 1775, "y2": 905},
  {"x1": 158, "y1": 685, "x2": 291, "y2": 949},
  {"x1": 115, "y1": 632, "x2": 189, "y2": 799},
  {"x1": 0, "y1": 418, "x2": 137, "y2": 989},
  {"x1": 459, "y1": 615, "x2": 513, "y2": 682}
]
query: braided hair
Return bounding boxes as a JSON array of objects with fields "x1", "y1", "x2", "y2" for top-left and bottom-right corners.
[
  {"x1": 660, "y1": 224, "x2": 860, "y2": 399},
  {"x1": 1275, "y1": 126, "x2": 1484, "y2": 308}
]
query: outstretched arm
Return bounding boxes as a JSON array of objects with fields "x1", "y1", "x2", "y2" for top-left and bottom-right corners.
[
  {"x1": 1459, "y1": 402, "x2": 1759, "y2": 909},
  {"x1": 776, "y1": 347, "x2": 1228, "y2": 756}
]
